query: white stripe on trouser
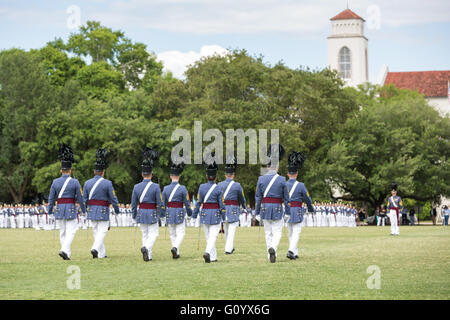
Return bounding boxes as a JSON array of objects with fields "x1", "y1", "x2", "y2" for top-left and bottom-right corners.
[
  {"x1": 57, "y1": 219, "x2": 79, "y2": 258},
  {"x1": 203, "y1": 223, "x2": 221, "y2": 261},
  {"x1": 288, "y1": 222, "x2": 302, "y2": 256},
  {"x1": 91, "y1": 220, "x2": 110, "y2": 258},
  {"x1": 389, "y1": 210, "x2": 399, "y2": 235},
  {"x1": 224, "y1": 221, "x2": 239, "y2": 253},
  {"x1": 140, "y1": 223, "x2": 159, "y2": 258},
  {"x1": 169, "y1": 223, "x2": 186, "y2": 254},
  {"x1": 263, "y1": 219, "x2": 283, "y2": 260}
]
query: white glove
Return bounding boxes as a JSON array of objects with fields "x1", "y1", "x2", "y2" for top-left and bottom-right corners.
[{"x1": 284, "y1": 215, "x2": 290, "y2": 223}]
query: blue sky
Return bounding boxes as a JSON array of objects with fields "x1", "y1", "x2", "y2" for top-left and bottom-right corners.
[{"x1": 0, "y1": 0, "x2": 449, "y2": 82}]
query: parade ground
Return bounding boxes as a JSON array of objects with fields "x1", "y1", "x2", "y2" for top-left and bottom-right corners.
[{"x1": 1, "y1": 226, "x2": 449, "y2": 300}]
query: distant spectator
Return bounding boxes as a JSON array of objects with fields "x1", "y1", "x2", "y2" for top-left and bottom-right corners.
[
  {"x1": 409, "y1": 208, "x2": 415, "y2": 226},
  {"x1": 377, "y1": 205, "x2": 386, "y2": 227},
  {"x1": 443, "y1": 206, "x2": 449, "y2": 226},
  {"x1": 430, "y1": 206, "x2": 437, "y2": 225},
  {"x1": 401, "y1": 208, "x2": 409, "y2": 225}
]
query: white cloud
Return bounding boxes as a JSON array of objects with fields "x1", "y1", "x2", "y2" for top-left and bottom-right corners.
[{"x1": 157, "y1": 45, "x2": 229, "y2": 79}]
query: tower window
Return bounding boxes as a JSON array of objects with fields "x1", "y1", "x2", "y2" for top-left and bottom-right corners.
[{"x1": 338, "y1": 46, "x2": 351, "y2": 79}]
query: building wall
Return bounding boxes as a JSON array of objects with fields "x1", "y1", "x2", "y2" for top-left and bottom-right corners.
[{"x1": 427, "y1": 96, "x2": 450, "y2": 116}]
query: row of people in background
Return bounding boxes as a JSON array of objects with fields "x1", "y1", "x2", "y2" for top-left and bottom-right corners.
[{"x1": 0, "y1": 201, "x2": 360, "y2": 230}]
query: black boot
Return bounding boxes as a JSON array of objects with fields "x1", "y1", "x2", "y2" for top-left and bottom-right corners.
[
  {"x1": 268, "y1": 247, "x2": 276, "y2": 263},
  {"x1": 91, "y1": 249, "x2": 98, "y2": 259},
  {"x1": 59, "y1": 251, "x2": 70, "y2": 260},
  {"x1": 141, "y1": 247, "x2": 150, "y2": 262},
  {"x1": 203, "y1": 252, "x2": 211, "y2": 263}
]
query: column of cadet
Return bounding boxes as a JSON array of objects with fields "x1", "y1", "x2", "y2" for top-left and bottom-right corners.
[{"x1": 2, "y1": 143, "x2": 397, "y2": 263}]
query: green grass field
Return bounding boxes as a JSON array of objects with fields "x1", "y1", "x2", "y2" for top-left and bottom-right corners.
[{"x1": 0, "y1": 225, "x2": 449, "y2": 300}]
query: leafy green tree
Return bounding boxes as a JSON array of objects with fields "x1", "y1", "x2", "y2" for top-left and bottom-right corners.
[{"x1": 311, "y1": 84, "x2": 450, "y2": 209}]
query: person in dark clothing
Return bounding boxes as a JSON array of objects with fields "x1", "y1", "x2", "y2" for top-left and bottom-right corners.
[
  {"x1": 409, "y1": 208, "x2": 415, "y2": 226},
  {"x1": 430, "y1": 206, "x2": 437, "y2": 225}
]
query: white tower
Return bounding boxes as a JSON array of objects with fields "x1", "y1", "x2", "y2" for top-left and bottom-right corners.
[{"x1": 327, "y1": 9, "x2": 368, "y2": 87}]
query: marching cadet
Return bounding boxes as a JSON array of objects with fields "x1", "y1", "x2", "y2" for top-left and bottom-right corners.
[
  {"x1": 131, "y1": 146, "x2": 164, "y2": 262},
  {"x1": 192, "y1": 154, "x2": 226, "y2": 263},
  {"x1": 48, "y1": 144, "x2": 86, "y2": 260},
  {"x1": 387, "y1": 182, "x2": 403, "y2": 236},
  {"x1": 285, "y1": 151, "x2": 314, "y2": 260},
  {"x1": 218, "y1": 156, "x2": 246, "y2": 255},
  {"x1": 254, "y1": 144, "x2": 290, "y2": 263},
  {"x1": 83, "y1": 148, "x2": 120, "y2": 259},
  {"x1": 162, "y1": 161, "x2": 192, "y2": 259}
]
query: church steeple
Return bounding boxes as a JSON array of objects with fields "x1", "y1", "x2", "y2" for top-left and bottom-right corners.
[{"x1": 327, "y1": 8, "x2": 369, "y2": 87}]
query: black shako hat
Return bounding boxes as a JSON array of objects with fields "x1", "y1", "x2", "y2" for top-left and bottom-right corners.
[
  {"x1": 58, "y1": 144, "x2": 75, "y2": 170},
  {"x1": 170, "y1": 160, "x2": 185, "y2": 176},
  {"x1": 391, "y1": 182, "x2": 398, "y2": 192},
  {"x1": 95, "y1": 148, "x2": 108, "y2": 171},
  {"x1": 141, "y1": 146, "x2": 159, "y2": 175},
  {"x1": 225, "y1": 155, "x2": 237, "y2": 174},
  {"x1": 288, "y1": 151, "x2": 306, "y2": 174},
  {"x1": 204, "y1": 152, "x2": 218, "y2": 178},
  {"x1": 267, "y1": 143, "x2": 285, "y2": 167}
]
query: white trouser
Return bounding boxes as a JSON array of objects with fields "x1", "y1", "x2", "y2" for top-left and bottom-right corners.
[
  {"x1": 91, "y1": 220, "x2": 110, "y2": 258},
  {"x1": 17, "y1": 215, "x2": 24, "y2": 228},
  {"x1": 169, "y1": 223, "x2": 186, "y2": 255},
  {"x1": 10, "y1": 216, "x2": 16, "y2": 228},
  {"x1": 287, "y1": 222, "x2": 302, "y2": 256},
  {"x1": 39, "y1": 215, "x2": 46, "y2": 229},
  {"x1": 224, "y1": 221, "x2": 239, "y2": 253},
  {"x1": 203, "y1": 223, "x2": 221, "y2": 261},
  {"x1": 389, "y1": 210, "x2": 399, "y2": 235},
  {"x1": 0, "y1": 215, "x2": 3, "y2": 228},
  {"x1": 32, "y1": 215, "x2": 40, "y2": 230},
  {"x1": 140, "y1": 223, "x2": 159, "y2": 258},
  {"x1": 377, "y1": 216, "x2": 385, "y2": 226},
  {"x1": 24, "y1": 214, "x2": 30, "y2": 228},
  {"x1": 58, "y1": 219, "x2": 79, "y2": 258},
  {"x1": 263, "y1": 219, "x2": 283, "y2": 260}
]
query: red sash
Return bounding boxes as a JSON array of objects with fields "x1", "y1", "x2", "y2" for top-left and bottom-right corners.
[
  {"x1": 88, "y1": 199, "x2": 109, "y2": 207},
  {"x1": 139, "y1": 203, "x2": 157, "y2": 210},
  {"x1": 224, "y1": 200, "x2": 239, "y2": 206},
  {"x1": 262, "y1": 197, "x2": 282, "y2": 204},
  {"x1": 203, "y1": 203, "x2": 220, "y2": 209},
  {"x1": 290, "y1": 201, "x2": 303, "y2": 207},
  {"x1": 57, "y1": 198, "x2": 75, "y2": 204},
  {"x1": 167, "y1": 202, "x2": 183, "y2": 208}
]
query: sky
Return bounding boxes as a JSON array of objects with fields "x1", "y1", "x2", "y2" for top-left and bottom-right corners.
[{"x1": 0, "y1": 0, "x2": 449, "y2": 82}]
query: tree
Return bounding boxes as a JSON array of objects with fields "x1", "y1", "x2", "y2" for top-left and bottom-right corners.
[
  {"x1": 0, "y1": 49, "x2": 55, "y2": 202},
  {"x1": 311, "y1": 84, "x2": 450, "y2": 210}
]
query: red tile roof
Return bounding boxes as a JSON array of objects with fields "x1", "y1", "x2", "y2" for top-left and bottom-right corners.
[
  {"x1": 384, "y1": 71, "x2": 450, "y2": 97},
  {"x1": 330, "y1": 9, "x2": 365, "y2": 21}
]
